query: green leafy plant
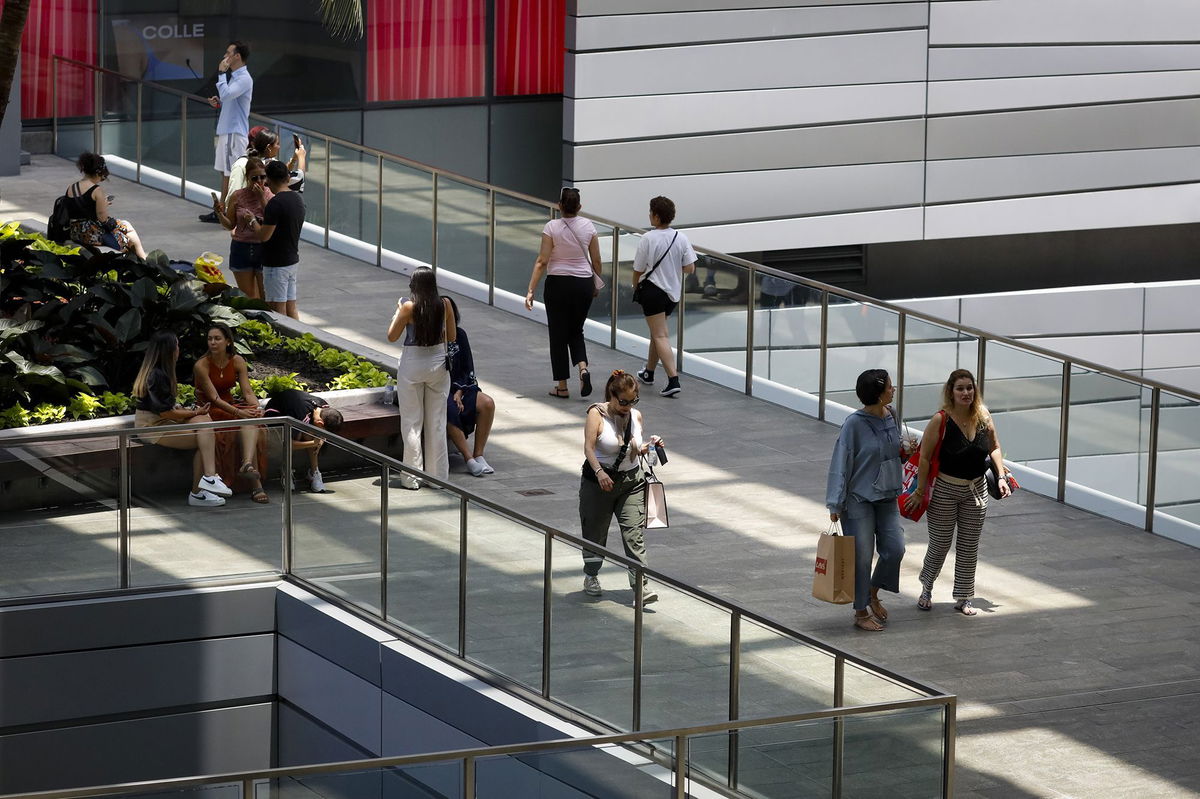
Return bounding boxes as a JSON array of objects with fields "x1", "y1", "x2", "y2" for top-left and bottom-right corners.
[
  {"x1": 329, "y1": 360, "x2": 390, "y2": 390},
  {"x1": 29, "y1": 403, "x2": 67, "y2": 425},
  {"x1": 261, "y1": 373, "x2": 308, "y2": 396},
  {"x1": 100, "y1": 391, "x2": 134, "y2": 416},
  {"x1": 315, "y1": 347, "x2": 360, "y2": 371},
  {"x1": 237, "y1": 319, "x2": 283, "y2": 349},
  {"x1": 281, "y1": 332, "x2": 325, "y2": 359},
  {"x1": 67, "y1": 392, "x2": 104, "y2": 420},
  {"x1": 0, "y1": 403, "x2": 31, "y2": 429},
  {"x1": 176, "y1": 384, "x2": 197, "y2": 407}
]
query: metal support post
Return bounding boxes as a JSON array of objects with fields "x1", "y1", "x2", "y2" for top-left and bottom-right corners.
[
  {"x1": 379, "y1": 465, "x2": 389, "y2": 619},
  {"x1": 431, "y1": 173, "x2": 439, "y2": 270},
  {"x1": 118, "y1": 432, "x2": 130, "y2": 589},
  {"x1": 376, "y1": 156, "x2": 384, "y2": 267},
  {"x1": 179, "y1": 99, "x2": 188, "y2": 198},
  {"x1": 1144, "y1": 387, "x2": 1161, "y2": 532},
  {"x1": 610, "y1": 227, "x2": 620, "y2": 350},
  {"x1": 942, "y1": 700, "x2": 957, "y2": 798},
  {"x1": 833, "y1": 655, "x2": 845, "y2": 799},
  {"x1": 1057, "y1": 361, "x2": 1071, "y2": 502},
  {"x1": 673, "y1": 735, "x2": 688, "y2": 799},
  {"x1": 977, "y1": 336, "x2": 987, "y2": 392},
  {"x1": 633, "y1": 568, "x2": 644, "y2": 731},
  {"x1": 728, "y1": 612, "x2": 741, "y2": 789},
  {"x1": 135, "y1": 83, "x2": 143, "y2": 181},
  {"x1": 744, "y1": 268, "x2": 755, "y2": 396},
  {"x1": 323, "y1": 139, "x2": 331, "y2": 248},
  {"x1": 487, "y1": 189, "x2": 496, "y2": 306},
  {"x1": 458, "y1": 494, "x2": 468, "y2": 658},
  {"x1": 896, "y1": 313, "x2": 907, "y2": 423},
  {"x1": 818, "y1": 292, "x2": 830, "y2": 421},
  {"x1": 541, "y1": 533, "x2": 552, "y2": 698},
  {"x1": 282, "y1": 424, "x2": 294, "y2": 573}
]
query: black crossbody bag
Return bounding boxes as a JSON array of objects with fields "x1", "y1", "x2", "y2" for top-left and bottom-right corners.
[
  {"x1": 632, "y1": 231, "x2": 678, "y2": 305},
  {"x1": 581, "y1": 407, "x2": 633, "y2": 483}
]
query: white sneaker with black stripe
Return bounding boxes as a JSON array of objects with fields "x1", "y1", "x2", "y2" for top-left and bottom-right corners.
[
  {"x1": 198, "y1": 474, "x2": 233, "y2": 497},
  {"x1": 188, "y1": 489, "x2": 226, "y2": 507}
]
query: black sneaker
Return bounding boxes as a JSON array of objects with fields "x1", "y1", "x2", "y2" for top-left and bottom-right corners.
[
  {"x1": 198, "y1": 211, "x2": 219, "y2": 223},
  {"x1": 636, "y1": 369, "x2": 654, "y2": 385},
  {"x1": 660, "y1": 377, "x2": 681, "y2": 397}
]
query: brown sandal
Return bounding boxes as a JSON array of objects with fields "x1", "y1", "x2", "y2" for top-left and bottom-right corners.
[
  {"x1": 869, "y1": 595, "x2": 888, "y2": 622},
  {"x1": 239, "y1": 461, "x2": 261, "y2": 480},
  {"x1": 250, "y1": 488, "x2": 270, "y2": 504},
  {"x1": 548, "y1": 387, "x2": 570, "y2": 399},
  {"x1": 854, "y1": 612, "x2": 884, "y2": 632}
]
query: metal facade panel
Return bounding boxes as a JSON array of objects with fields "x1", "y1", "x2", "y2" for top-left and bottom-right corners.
[
  {"x1": 572, "y1": 0, "x2": 920, "y2": 15},
  {"x1": 684, "y1": 207, "x2": 925, "y2": 252},
  {"x1": 930, "y1": 0, "x2": 1200, "y2": 45},
  {"x1": 929, "y1": 44, "x2": 1200, "y2": 80},
  {"x1": 928, "y1": 71, "x2": 1200, "y2": 115}
]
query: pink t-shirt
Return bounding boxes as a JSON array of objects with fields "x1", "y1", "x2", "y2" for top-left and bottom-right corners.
[
  {"x1": 229, "y1": 186, "x2": 274, "y2": 243},
  {"x1": 543, "y1": 217, "x2": 596, "y2": 278}
]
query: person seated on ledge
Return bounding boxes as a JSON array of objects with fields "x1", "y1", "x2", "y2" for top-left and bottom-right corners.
[
  {"x1": 194, "y1": 323, "x2": 269, "y2": 504},
  {"x1": 132, "y1": 330, "x2": 233, "y2": 507},
  {"x1": 63, "y1": 152, "x2": 149, "y2": 260},
  {"x1": 442, "y1": 296, "x2": 496, "y2": 477},
  {"x1": 262, "y1": 388, "x2": 343, "y2": 492}
]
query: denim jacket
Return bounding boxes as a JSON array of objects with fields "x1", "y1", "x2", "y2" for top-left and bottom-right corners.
[{"x1": 825, "y1": 409, "x2": 903, "y2": 514}]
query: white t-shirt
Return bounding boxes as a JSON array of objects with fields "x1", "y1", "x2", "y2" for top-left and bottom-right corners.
[
  {"x1": 543, "y1": 217, "x2": 596, "y2": 278},
  {"x1": 634, "y1": 227, "x2": 697, "y2": 302}
]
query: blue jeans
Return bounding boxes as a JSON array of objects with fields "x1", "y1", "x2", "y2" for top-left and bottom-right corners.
[{"x1": 842, "y1": 497, "x2": 905, "y2": 611}]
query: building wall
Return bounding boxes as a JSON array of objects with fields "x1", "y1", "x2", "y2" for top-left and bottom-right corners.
[{"x1": 564, "y1": 0, "x2": 1200, "y2": 257}]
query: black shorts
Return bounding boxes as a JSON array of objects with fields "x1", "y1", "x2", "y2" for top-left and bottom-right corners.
[{"x1": 637, "y1": 280, "x2": 677, "y2": 317}]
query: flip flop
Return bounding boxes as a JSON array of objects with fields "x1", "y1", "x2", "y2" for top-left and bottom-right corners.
[
  {"x1": 917, "y1": 589, "x2": 932, "y2": 611},
  {"x1": 955, "y1": 599, "x2": 978, "y2": 616},
  {"x1": 250, "y1": 488, "x2": 270, "y2": 504},
  {"x1": 854, "y1": 613, "x2": 884, "y2": 632},
  {"x1": 580, "y1": 369, "x2": 593, "y2": 397},
  {"x1": 549, "y1": 387, "x2": 570, "y2": 399}
]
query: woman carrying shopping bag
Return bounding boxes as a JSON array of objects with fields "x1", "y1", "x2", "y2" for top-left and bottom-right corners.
[{"x1": 825, "y1": 369, "x2": 913, "y2": 631}]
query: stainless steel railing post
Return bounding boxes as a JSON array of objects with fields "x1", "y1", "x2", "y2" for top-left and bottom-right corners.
[
  {"x1": 463, "y1": 755, "x2": 475, "y2": 799},
  {"x1": 673, "y1": 734, "x2": 688, "y2": 799},
  {"x1": 458, "y1": 494, "x2": 468, "y2": 658},
  {"x1": 896, "y1": 313, "x2": 907, "y2": 422},
  {"x1": 676, "y1": 276, "x2": 686, "y2": 373},
  {"x1": 52, "y1": 58, "x2": 59, "y2": 154},
  {"x1": 943, "y1": 699, "x2": 957, "y2": 798},
  {"x1": 323, "y1": 138, "x2": 332, "y2": 248},
  {"x1": 135, "y1": 83, "x2": 142, "y2": 182},
  {"x1": 118, "y1": 432, "x2": 130, "y2": 589},
  {"x1": 977, "y1": 336, "x2": 987, "y2": 391},
  {"x1": 487, "y1": 189, "x2": 496, "y2": 306},
  {"x1": 431, "y1": 172, "x2": 439, "y2": 270},
  {"x1": 380, "y1": 465, "x2": 389, "y2": 619},
  {"x1": 283, "y1": 422, "x2": 294, "y2": 574},
  {"x1": 92, "y1": 67, "x2": 100, "y2": 154},
  {"x1": 833, "y1": 655, "x2": 845, "y2": 799},
  {"x1": 1144, "y1": 387, "x2": 1161, "y2": 532},
  {"x1": 745, "y1": 266, "x2": 755, "y2": 396},
  {"x1": 376, "y1": 155, "x2": 384, "y2": 268},
  {"x1": 179, "y1": 99, "x2": 188, "y2": 198},
  {"x1": 610, "y1": 227, "x2": 619, "y2": 350},
  {"x1": 1057, "y1": 361, "x2": 1072, "y2": 502},
  {"x1": 728, "y1": 611, "x2": 741, "y2": 789},
  {"x1": 633, "y1": 567, "x2": 645, "y2": 731},
  {"x1": 541, "y1": 532, "x2": 552, "y2": 698},
  {"x1": 819, "y1": 292, "x2": 830, "y2": 421}
]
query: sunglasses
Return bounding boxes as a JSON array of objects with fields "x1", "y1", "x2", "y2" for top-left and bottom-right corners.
[
  {"x1": 248, "y1": 174, "x2": 267, "y2": 182},
  {"x1": 615, "y1": 396, "x2": 640, "y2": 407}
]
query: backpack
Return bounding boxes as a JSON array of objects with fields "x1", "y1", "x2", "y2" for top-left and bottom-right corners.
[{"x1": 48, "y1": 194, "x2": 72, "y2": 243}]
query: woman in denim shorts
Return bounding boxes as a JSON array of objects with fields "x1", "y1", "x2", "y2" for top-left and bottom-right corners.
[{"x1": 214, "y1": 157, "x2": 271, "y2": 299}]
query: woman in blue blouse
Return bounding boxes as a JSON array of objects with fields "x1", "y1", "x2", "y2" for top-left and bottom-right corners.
[{"x1": 825, "y1": 369, "x2": 911, "y2": 631}]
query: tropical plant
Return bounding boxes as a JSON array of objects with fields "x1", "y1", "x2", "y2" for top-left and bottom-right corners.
[
  {"x1": 329, "y1": 360, "x2": 389, "y2": 390},
  {"x1": 0, "y1": 402, "x2": 31, "y2": 429},
  {"x1": 261, "y1": 372, "x2": 308, "y2": 396},
  {"x1": 66, "y1": 391, "x2": 104, "y2": 420}
]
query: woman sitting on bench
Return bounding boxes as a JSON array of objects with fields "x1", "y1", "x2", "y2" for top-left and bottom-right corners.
[{"x1": 63, "y1": 152, "x2": 149, "y2": 260}]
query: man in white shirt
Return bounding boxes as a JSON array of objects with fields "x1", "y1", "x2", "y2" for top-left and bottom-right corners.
[
  {"x1": 199, "y1": 41, "x2": 253, "y2": 223},
  {"x1": 632, "y1": 195, "x2": 697, "y2": 397}
]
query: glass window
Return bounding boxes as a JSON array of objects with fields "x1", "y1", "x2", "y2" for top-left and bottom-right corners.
[
  {"x1": 368, "y1": 0, "x2": 486, "y2": 102},
  {"x1": 494, "y1": 0, "x2": 564, "y2": 97}
]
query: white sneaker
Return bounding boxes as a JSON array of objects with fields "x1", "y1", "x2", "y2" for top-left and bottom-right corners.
[
  {"x1": 198, "y1": 474, "x2": 232, "y2": 497},
  {"x1": 466, "y1": 458, "x2": 486, "y2": 477},
  {"x1": 475, "y1": 456, "x2": 494, "y2": 475},
  {"x1": 188, "y1": 489, "x2": 226, "y2": 507},
  {"x1": 640, "y1": 586, "x2": 659, "y2": 605},
  {"x1": 583, "y1": 575, "x2": 602, "y2": 596},
  {"x1": 308, "y1": 469, "x2": 326, "y2": 492}
]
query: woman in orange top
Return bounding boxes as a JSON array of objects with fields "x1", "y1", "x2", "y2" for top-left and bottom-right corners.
[{"x1": 194, "y1": 322, "x2": 269, "y2": 502}]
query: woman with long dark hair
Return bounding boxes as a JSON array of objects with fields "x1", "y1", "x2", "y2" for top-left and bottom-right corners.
[
  {"x1": 132, "y1": 330, "x2": 232, "y2": 507},
  {"x1": 524, "y1": 187, "x2": 604, "y2": 399},
  {"x1": 906, "y1": 369, "x2": 1011, "y2": 615},
  {"x1": 387, "y1": 267, "x2": 457, "y2": 489},
  {"x1": 63, "y1": 152, "x2": 149, "y2": 259}
]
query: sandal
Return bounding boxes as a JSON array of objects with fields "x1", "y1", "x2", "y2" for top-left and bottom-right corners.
[
  {"x1": 549, "y1": 386, "x2": 570, "y2": 399},
  {"x1": 917, "y1": 589, "x2": 932, "y2": 611},
  {"x1": 854, "y1": 612, "x2": 884, "y2": 632},
  {"x1": 955, "y1": 599, "x2": 978, "y2": 616},
  {"x1": 250, "y1": 488, "x2": 270, "y2": 504},
  {"x1": 239, "y1": 461, "x2": 261, "y2": 480},
  {"x1": 868, "y1": 594, "x2": 888, "y2": 622},
  {"x1": 579, "y1": 368, "x2": 592, "y2": 397}
]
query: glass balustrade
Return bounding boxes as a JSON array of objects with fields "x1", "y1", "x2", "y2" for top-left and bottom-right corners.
[
  {"x1": 328, "y1": 143, "x2": 379, "y2": 249},
  {"x1": 682, "y1": 255, "x2": 749, "y2": 391},
  {"x1": 984, "y1": 341, "x2": 1064, "y2": 494},
  {"x1": 184, "y1": 97, "x2": 221, "y2": 198},
  {"x1": 379, "y1": 158, "x2": 435, "y2": 267},
  {"x1": 98, "y1": 72, "x2": 138, "y2": 167},
  {"x1": 138, "y1": 86, "x2": 183, "y2": 185},
  {"x1": 435, "y1": 179, "x2": 490, "y2": 286},
  {"x1": 585, "y1": 221, "x2": 617, "y2": 340},
  {"x1": 386, "y1": 475, "x2": 462, "y2": 649},
  {"x1": 1154, "y1": 391, "x2": 1200, "y2": 545},
  {"x1": 751, "y1": 274, "x2": 825, "y2": 414},
  {"x1": 825, "y1": 301, "x2": 900, "y2": 418},
  {"x1": 493, "y1": 195, "x2": 548, "y2": 302}
]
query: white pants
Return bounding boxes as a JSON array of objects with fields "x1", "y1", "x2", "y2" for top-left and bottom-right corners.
[{"x1": 396, "y1": 344, "x2": 450, "y2": 486}]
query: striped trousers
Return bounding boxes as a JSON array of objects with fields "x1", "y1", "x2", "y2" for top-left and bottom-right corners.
[{"x1": 919, "y1": 475, "x2": 988, "y2": 599}]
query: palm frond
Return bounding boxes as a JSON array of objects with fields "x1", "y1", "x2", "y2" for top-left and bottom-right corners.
[{"x1": 318, "y1": 0, "x2": 364, "y2": 42}]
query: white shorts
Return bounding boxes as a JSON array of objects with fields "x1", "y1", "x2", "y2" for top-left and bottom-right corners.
[
  {"x1": 214, "y1": 133, "x2": 248, "y2": 174},
  {"x1": 264, "y1": 264, "x2": 298, "y2": 303}
]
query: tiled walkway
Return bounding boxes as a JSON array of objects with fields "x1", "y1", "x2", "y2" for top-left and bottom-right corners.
[{"x1": 4, "y1": 156, "x2": 1200, "y2": 798}]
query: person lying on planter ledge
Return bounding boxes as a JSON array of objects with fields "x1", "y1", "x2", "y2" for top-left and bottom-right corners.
[{"x1": 263, "y1": 389, "x2": 343, "y2": 492}]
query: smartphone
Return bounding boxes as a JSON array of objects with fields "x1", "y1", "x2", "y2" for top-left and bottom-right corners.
[
  {"x1": 210, "y1": 191, "x2": 221, "y2": 205},
  {"x1": 654, "y1": 443, "x2": 668, "y2": 465},
  {"x1": 292, "y1": 133, "x2": 302, "y2": 149}
]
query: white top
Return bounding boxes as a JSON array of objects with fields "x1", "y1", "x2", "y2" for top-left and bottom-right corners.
[
  {"x1": 593, "y1": 407, "x2": 643, "y2": 473},
  {"x1": 543, "y1": 217, "x2": 597, "y2": 278},
  {"x1": 634, "y1": 227, "x2": 698, "y2": 302}
]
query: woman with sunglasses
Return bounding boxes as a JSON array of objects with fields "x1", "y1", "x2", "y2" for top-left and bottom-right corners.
[
  {"x1": 579, "y1": 370, "x2": 664, "y2": 604},
  {"x1": 214, "y1": 156, "x2": 271, "y2": 299}
]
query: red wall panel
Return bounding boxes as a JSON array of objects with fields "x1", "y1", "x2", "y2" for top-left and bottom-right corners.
[
  {"x1": 494, "y1": 0, "x2": 563, "y2": 96},
  {"x1": 368, "y1": 0, "x2": 486, "y2": 102},
  {"x1": 13, "y1": 0, "x2": 97, "y2": 119}
]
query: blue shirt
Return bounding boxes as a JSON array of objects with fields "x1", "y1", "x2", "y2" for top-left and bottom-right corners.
[
  {"x1": 216, "y1": 66, "x2": 253, "y2": 136},
  {"x1": 826, "y1": 409, "x2": 903, "y2": 514}
]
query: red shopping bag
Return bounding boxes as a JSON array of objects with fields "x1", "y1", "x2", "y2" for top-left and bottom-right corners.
[{"x1": 898, "y1": 411, "x2": 947, "y2": 522}]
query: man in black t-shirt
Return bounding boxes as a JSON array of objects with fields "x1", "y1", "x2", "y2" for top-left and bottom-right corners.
[
  {"x1": 263, "y1": 389, "x2": 343, "y2": 492},
  {"x1": 247, "y1": 160, "x2": 305, "y2": 319}
]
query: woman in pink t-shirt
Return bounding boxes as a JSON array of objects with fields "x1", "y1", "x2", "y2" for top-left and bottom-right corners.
[
  {"x1": 524, "y1": 188, "x2": 604, "y2": 398},
  {"x1": 214, "y1": 157, "x2": 273, "y2": 300}
]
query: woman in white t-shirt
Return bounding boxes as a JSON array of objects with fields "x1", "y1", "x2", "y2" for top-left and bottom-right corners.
[
  {"x1": 524, "y1": 187, "x2": 604, "y2": 399},
  {"x1": 632, "y1": 196, "x2": 697, "y2": 397}
]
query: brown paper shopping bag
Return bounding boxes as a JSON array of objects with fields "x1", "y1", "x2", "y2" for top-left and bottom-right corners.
[{"x1": 812, "y1": 521, "x2": 855, "y2": 604}]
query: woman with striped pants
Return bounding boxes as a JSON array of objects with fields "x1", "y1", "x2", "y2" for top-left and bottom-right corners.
[{"x1": 904, "y1": 369, "x2": 1011, "y2": 616}]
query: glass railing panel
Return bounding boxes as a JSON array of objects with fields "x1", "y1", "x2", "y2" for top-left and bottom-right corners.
[
  {"x1": 105, "y1": 782, "x2": 242, "y2": 799},
  {"x1": 435, "y1": 178, "x2": 489, "y2": 285},
  {"x1": 738, "y1": 619, "x2": 835, "y2": 717},
  {"x1": 902, "y1": 317, "x2": 976, "y2": 427},
  {"x1": 548, "y1": 535, "x2": 633, "y2": 729},
  {"x1": 825, "y1": 300, "x2": 900, "y2": 417},
  {"x1": 1065, "y1": 368, "x2": 1148, "y2": 527},
  {"x1": 493, "y1": 195, "x2": 548, "y2": 299},
  {"x1": 260, "y1": 762, "x2": 463, "y2": 799},
  {"x1": 304, "y1": 136, "x2": 330, "y2": 232},
  {"x1": 690, "y1": 717, "x2": 835, "y2": 797},
  {"x1": 386, "y1": 477, "x2": 461, "y2": 650},
  {"x1": 464, "y1": 501, "x2": 543, "y2": 689},
  {"x1": 0, "y1": 435, "x2": 120, "y2": 598},
  {"x1": 1154, "y1": 391, "x2": 1200, "y2": 542},
  {"x1": 842, "y1": 705, "x2": 945, "y2": 797},
  {"x1": 843, "y1": 661, "x2": 928, "y2": 705},
  {"x1": 641, "y1": 584, "x2": 732, "y2": 732},
  {"x1": 290, "y1": 439, "x2": 383, "y2": 613},
  {"x1": 751, "y1": 273, "x2": 824, "y2": 411},
  {"x1": 614, "y1": 230, "x2": 650, "y2": 358},
  {"x1": 682, "y1": 255, "x2": 748, "y2": 391},
  {"x1": 475, "y1": 743, "x2": 672, "y2": 799},
  {"x1": 984, "y1": 341, "x2": 1064, "y2": 492},
  {"x1": 54, "y1": 60, "x2": 96, "y2": 159},
  {"x1": 585, "y1": 221, "x2": 616, "y2": 339},
  {"x1": 98, "y1": 72, "x2": 138, "y2": 166},
  {"x1": 139, "y1": 86, "x2": 183, "y2": 183},
  {"x1": 328, "y1": 143, "x2": 379, "y2": 247},
  {"x1": 381, "y1": 158, "x2": 434, "y2": 265},
  {"x1": 129, "y1": 423, "x2": 283, "y2": 586},
  {"x1": 184, "y1": 97, "x2": 222, "y2": 196}
]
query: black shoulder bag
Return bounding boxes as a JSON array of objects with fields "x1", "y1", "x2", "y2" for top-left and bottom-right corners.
[
  {"x1": 632, "y1": 231, "x2": 678, "y2": 305},
  {"x1": 581, "y1": 405, "x2": 633, "y2": 483}
]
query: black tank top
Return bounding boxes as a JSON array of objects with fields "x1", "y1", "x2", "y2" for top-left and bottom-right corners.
[{"x1": 938, "y1": 417, "x2": 991, "y2": 480}]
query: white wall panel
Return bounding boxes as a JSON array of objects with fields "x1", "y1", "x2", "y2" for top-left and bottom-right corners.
[
  {"x1": 572, "y1": 4, "x2": 928, "y2": 50},
  {"x1": 569, "y1": 30, "x2": 927, "y2": 98},
  {"x1": 925, "y1": 184, "x2": 1200, "y2": 240},
  {"x1": 928, "y1": 71, "x2": 1200, "y2": 115},
  {"x1": 926, "y1": 148, "x2": 1200, "y2": 203},
  {"x1": 930, "y1": 0, "x2": 1200, "y2": 45},
  {"x1": 685, "y1": 207, "x2": 924, "y2": 253},
  {"x1": 578, "y1": 162, "x2": 924, "y2": 227},
  {"x1": 566, "y1": 83, "x2": 926, "y2": 142},
  {"x1": 573, "y1": 0, "x2": 920, "y2": 16},
  {"x1": 1145, "y1": 333, "x2": 1200, "y2": 370},
  {"x1": 930, "y1": 44, "x2": 1200, "y2": 80},
  {"x1": 1144, "y1": 284, "x2": 1200, "y2": 331}
]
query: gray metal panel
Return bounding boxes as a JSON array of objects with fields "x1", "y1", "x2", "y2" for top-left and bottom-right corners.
[
  {"x1": 363, "y1": 105, "x2": 489, "y2": 183},
  {"x1": 572, "y1": 4, "x2": 928, "y2": 51},
  {"x1": 0, "y1": 705, "x2": 273, "y2": 795},
  {"x1": 0, "y1": 635, "x2": 275, "y2": 727},
  {"x1": 927, "y1": 99, "x2": 1200, "y2": 159},
  {"x1": 571, "y1": 29, "x2": 928, "y2": 98},
  {"x1": 277, "y1": 636, "x2": 383, "y2": 755},
  {"x1": 930, "y1": 44, "x2": 1200, "y2": 80},
  {"x1": 926, "y1": 147, "x2": 1200, "y2": 203},
  {"x1": 929, "y1": 71, "x2": 1200, "y2": 115},
  {"x1": 569, "y1": 119, "x2": 925, "y2": 181},
  {"x1": 0, "y1": 584, "x2": 277, "y2": 658},
  {"x1": 930, "y1": 0, "x2": 1200, "y2": 45},
  {"x1": 577, "y1": 161, "x2": 925, "y2": 226},
  {"x1": 276, "y1": 588, "x2": 392, "y2": 687},
  {"x1": 572, "y1": 0, "x2": 921, "y2": 14},
  {"x1": 277, "y1": 703, "x2": 373, "y2": 768},
  {"x1": 381, "y1": 693, "x2": 484, "y2": 756}
]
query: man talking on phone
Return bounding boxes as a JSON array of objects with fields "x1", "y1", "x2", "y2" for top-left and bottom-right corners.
[{"x1": 199, "y1": 41, "x2": 253, "y2": 223}]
